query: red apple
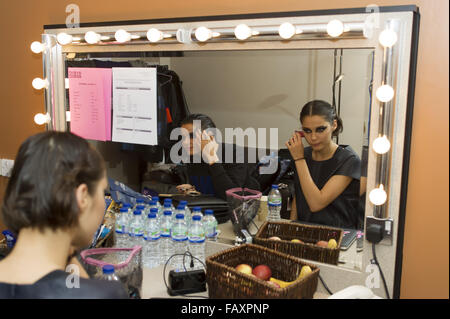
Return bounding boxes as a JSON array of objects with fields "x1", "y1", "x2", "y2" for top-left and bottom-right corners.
[
  {"x1": 252, "y1": 264, "x2": 272, "y2": 281},
  {"x1": 235, "y1": 264, "x2": 253, "y2": 274},
  {"x1": 316, "y1": 240, "x2": 329, "y2": 248}
]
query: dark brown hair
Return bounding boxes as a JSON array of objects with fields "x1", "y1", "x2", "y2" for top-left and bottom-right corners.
[
  {"x1": 1, "y1": 131, "x2": 105, "y2": 234},
  {"x1": 299, "y1": 100, "x2": 343, "y2": 137}
]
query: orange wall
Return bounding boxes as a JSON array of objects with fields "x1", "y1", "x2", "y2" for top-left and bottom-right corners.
[{"x1": 0, "y1": 0, "x2": 448, "y2": 298}]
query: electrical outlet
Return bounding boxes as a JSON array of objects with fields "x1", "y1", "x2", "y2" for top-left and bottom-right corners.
[
  {"x1": 1, "y1": 159, "x2": 14, "y2": 177},
  {"x1": 365, "y1": 216, "x2": 394, "y2": 246}
]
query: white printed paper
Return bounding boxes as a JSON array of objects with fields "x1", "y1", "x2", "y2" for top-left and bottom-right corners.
[{"x1": 112, "y1": 68, "x2": 158, "y2": 145}]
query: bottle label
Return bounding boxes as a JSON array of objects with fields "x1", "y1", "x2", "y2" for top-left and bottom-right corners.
[
  {"x1": 189, "y1": 237, "x2": 205, "y2": 243},
  {"x1": 268, "y1": 202, "x2": 281, "y2": 207},
  {"x1": 115, "y1": 226, "x2": 127, "y2": 234},
  {"x1": 172, "y1": 236, "x2": 188, "y2": 242}
]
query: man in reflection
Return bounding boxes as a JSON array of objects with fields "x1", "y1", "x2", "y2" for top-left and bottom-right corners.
[
  {"x1": 286, "y1": 100, "x2": 361, "y2": 229},
  {"x1": 174, "y1": 113, "x2": 260, "y2": 200}
]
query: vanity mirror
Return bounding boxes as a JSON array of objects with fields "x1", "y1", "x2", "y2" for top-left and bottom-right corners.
[{"x1": 34, "y1": 5, "x2": 419, "y2": 298}]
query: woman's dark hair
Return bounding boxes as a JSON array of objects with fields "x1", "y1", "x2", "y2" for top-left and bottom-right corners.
[
  {"x1": 299, "y1": 100, "x2": 343, "y2": 137},
  {"x1": 1, "y1": 131, "x2": 106, "y2": 234},
  {"x1": 179, "y1": 113, "x2": 216, "y2": 133}
]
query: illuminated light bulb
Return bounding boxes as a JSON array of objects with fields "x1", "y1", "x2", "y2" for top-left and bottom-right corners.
[
  {"x1": 34, "y1": 113, "x2": 51, "y2": 125},
  {"x1": 32, "y1": 78, "x2": 48, "y2": 90},
  {"x1": 279, "y1": 22, "x2": 296, "y2": 39},
  {"x1": 379, "y1": 29, "x2": 398, "y2": 48},
  {"x1": 57, "y1": 33, "x2": 73, "y2": 45},
  {"x1": 327, "y1": 19, "x2": 344, "y2": 37},
  {"x1": 147, "y1": 28, "x2": 164, "y2": 43},
  {"x1": 234, "y1": 24, "x2": 252, "y2": 40},
  {"x1": 84, "y1": 31, "x2": 101, "y2": 44},
  {"x1": 376, "y1": 84, "x2": 395, "y2": 102},
  {"x1": 373, "y1": 135, "x2": 391, "y2": 154},
  {"x1": 115, "y1": 29, "x2": 131, "y2": 43},
  {"x1": 31, "y1": 41, "x2": 45, "y2": 54},
  {"x1": 369, "y1": 185, "x2": 387, "y2": 206},
  {"x1": 195, "y1": 26, "x2": 213, "y2": 42}
]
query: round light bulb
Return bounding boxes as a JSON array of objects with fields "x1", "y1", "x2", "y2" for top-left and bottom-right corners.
[
  {"x1": 369, "y1": 185, "x2": 387, "y2": 206},
  {"x1": 327, "y1": 20, "x2": 344, "y2": 37},
  {"x1": 373, "y1": 135, "x2": 391, "y2": 154},
  {"x1": 279, "y1": 22, "x2": 296, "y2": 39},
  {"x1": 376, "y1": 84, "x2": 395, "y2": 102},
  {"x1": 32, "y1": 78, "x2": 48, "y2": 90},
  {"x1": 379, "y1": 29, "x2": 398, "y2": 48},
  {"x1": 31, "y1": 41, "x2": 45, "y2": 54},
  {"x1": 194, "y1": 27, "x2": 212, "y2": 42},
  {"x1": 147, "y1": 28, "x2": 164, "y2": 43},
  {"x1": 84, "y1": 31, "x2": 101, "y2": 44},
  {"x1": 234, "y1": 24, "x2": 252, "y2": 40},
  {"x1": 57, "y1": 33, "x2": 73, "y2": 45},
  {"x1": 115, "y1": 29, "x2": 131, "y2": 43},
  {"x1": 34, "y1": 113, "x2": 50, "y2": 125}
]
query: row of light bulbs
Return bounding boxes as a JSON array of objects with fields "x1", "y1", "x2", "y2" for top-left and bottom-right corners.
[{"x1": 31, "y1": 19, "x2": 398, "y2": 51}]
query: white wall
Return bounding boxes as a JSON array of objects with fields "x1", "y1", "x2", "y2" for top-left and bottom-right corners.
[{"x1": 169, "y1": 49, "x2": 373, "y2": 158}]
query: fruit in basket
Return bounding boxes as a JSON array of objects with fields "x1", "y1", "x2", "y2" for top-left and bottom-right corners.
[
  {"x1": 299, "y1": 266, "x2": 312, "y2": 279},
  {"x1": 269, "y1": 277, "x2": 295, "y2": 288},
  {"x1": 316, "y1": 240, "x2": 329, "y2": 248},
  {"x1": 235, "y1": 264, "x2": 253, "y2": 274},
  {"x1": 291, "y1": 239, "x2": 304, "y2": 243},
  {"x1": 327, "y1": 239, "x2": 338, "y2": 249},
  {"x1": 268, "y1": 236, "x2": 281, "y2": 241},
  {"x1": 252, "y1": 265, "x2": 272, "y2": 281}
]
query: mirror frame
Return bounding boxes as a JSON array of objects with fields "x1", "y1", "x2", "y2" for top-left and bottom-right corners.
[{"x1": 38, "y1": 5, "x2": 420, "y2": 298}]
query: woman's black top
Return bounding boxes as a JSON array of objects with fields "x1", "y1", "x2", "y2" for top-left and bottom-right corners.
[
  {"x1": 293, "y1": 145, "x2": 361, "y2": 229},
  {"x1": 0, "y1": 270, "x2": 129, "y2": 299}
]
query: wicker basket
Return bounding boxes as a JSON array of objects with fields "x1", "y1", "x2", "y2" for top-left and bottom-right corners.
[
  {"x1": 253, "y1": 221, "x2": 343, "y2": 265},
  {"x1": 206, "y1": 244, "x2": 319, "y2": 299}
]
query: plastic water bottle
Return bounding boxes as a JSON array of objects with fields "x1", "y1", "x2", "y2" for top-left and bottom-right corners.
[
  {"x1": 122, "y1": 203, "x2": 132, "y2": 223},
  {"x1": 171, "y1": 213, "x2": 188, "y2": 270},
  {"x1": 267, "y1": 184, "x2": 282, "y2": 221},
  {"x1": 192, "y1": 206, "x2": 203, "y2": 220},
  {"x1": 164, "y1": 198, "x2": 175, "y2": 211},
  {"x1": 180, "y1": 200, "x2": 191, "y2": 219},
  {"x1": 143, "y1": 208, "x2": 161, "y2": 268},
  {"x1": 160, "y1": 210, "x2": 173, "y2": 266},
  {"x1": 152, "y1": 196, "x2": 162, "y2": 213},
  {"x1": 148, "y1": 200, "x2": 159, "y2": 215},
  {"x1": 115, "y1": 207, "x2": 129, "y2": 248},
  {"x1": 128, "y1": 209, "x2": 144, "y2": 248},
  {"x1": 188, "y1": 215, "x2": 205, "y2": 270},
  {"x1": 203, "y1": 209, "x2": 218, "y2": 242},
  {"x1": 100, "y1": 265, "x2": 120, "y2": 281}
]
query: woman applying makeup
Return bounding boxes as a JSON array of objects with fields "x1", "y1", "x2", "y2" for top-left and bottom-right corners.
[{"x1": 286, "y1": 100, "x2": 361, "y2": 229}]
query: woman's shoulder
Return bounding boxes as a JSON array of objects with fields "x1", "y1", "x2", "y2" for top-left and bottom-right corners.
[
  {"x1": 0, "y1": 270, "x2": 128, "y2": 299},
  {"x1": 336, "y1": 145, "x2": 361, "y2": 162}
]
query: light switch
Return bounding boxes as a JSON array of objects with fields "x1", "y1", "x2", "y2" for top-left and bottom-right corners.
[{"x1": 1, "y1": 159, "x2": 14, "y2": 177}]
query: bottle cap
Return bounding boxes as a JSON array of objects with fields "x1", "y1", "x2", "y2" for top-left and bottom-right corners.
[
  {"x1": 205, "y1": 209, "x2": 214, "y2": 215},
  {"x1": 150, "y1": 208, "x2": 158, "y2": 214},
  {"x1": 192, "y1": 215, "x2": 201, "y2": 221},
  {"x1": 180, "y1": 200, "x2": 188, "y2": 205},
  {"x1": 164, "y1": 198, "x2": 172, "y2": 203},
  {"x1": 177, "y1": 205, "x2": 184, "y2": 210},
  {"x1": 193, "y1": 206, "x2": 201, "y2": 212},
  {"x1": 122, "y1": 203, "x2": 131, "y2": 208},
  {"x1": 152, "y1": 196, "x2": 159, "y2": 201},
  {"x1": 119, "y1": 208, "x2": 128, "y2": 213},
  {"x1": 272, "y1": 184, "x2": 279, "y2": 189},
  {"x1": 164, "y1": 202, "x2": 171, "y2": 208},
  {"x1": 176, "y1": 214, "x2": 184, "y2": 219},
  {"x1": 149, "y1": 200, "x2": 157, "y2": 206},
  {"x1": 136, "y1": 198, "x2": 144, "y2": 203},
  {"x1": 148, "y1": 213, "x2": 157, "y2": 219},
  {"x1": 102, "y1": 264, "x2": 115, "y2": 275},
  {"x1": 133, "y1": 210, "x2": 142, "y2": 215},
  {"x1": 164, "y1": 210, "x2": 172, "y2": 216},
  {"x1": 136, "y1": 205, "x2": 145, "y2": 210}
]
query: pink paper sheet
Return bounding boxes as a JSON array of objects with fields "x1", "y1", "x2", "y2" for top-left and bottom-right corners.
[{"x1": 68, "y1": 67, "x2": 112, "y2": 141}]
